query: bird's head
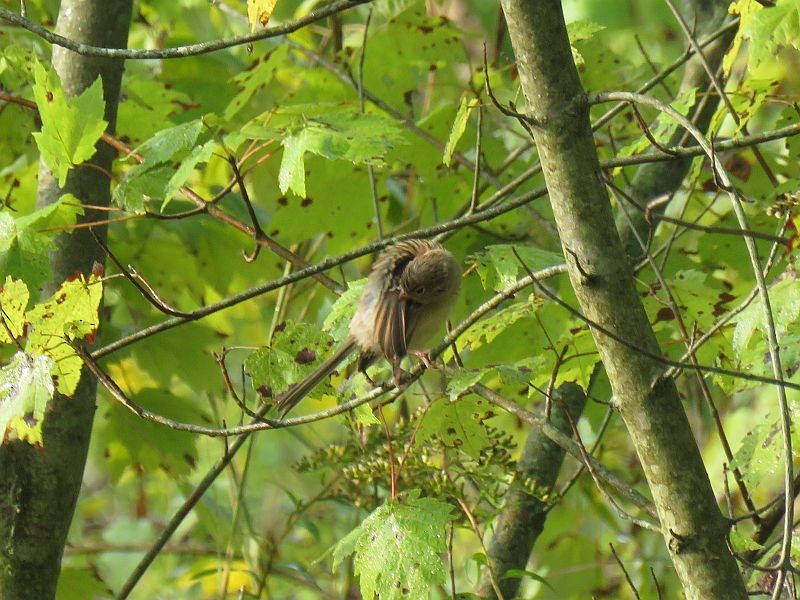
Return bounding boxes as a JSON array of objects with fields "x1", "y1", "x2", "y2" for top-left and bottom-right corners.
[{"x1": 398, "y1": 249, "x2": 461, "y2": 306}]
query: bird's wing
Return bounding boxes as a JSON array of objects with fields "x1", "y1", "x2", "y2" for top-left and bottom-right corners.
[{"x1": 375, "y1": 290, "x2": 407, "y2": 361}]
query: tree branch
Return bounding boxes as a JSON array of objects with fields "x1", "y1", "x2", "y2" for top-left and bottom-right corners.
[{"x1": 0, "y1": 0, "x2": 373, "y2": 59}]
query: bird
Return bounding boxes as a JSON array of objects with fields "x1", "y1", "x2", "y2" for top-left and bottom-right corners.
[{"x1": 275, "y1": 238, "x2": 461, "y2": 416}]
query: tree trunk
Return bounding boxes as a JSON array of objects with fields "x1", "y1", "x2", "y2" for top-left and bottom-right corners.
[
  {"x1": 498, "y1": 1, "x2": 747, "y2": 598},
  {"x1": 0, "y1": 1, "x2": 132, "y2": 597},
  {"x1": 479, "y1": 384, "x2": 586, "y2": 598}
]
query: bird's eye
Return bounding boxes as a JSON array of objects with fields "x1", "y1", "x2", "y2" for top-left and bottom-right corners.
[{"x1": 414, "y1": 285, "x2": 426, "y2": 295}]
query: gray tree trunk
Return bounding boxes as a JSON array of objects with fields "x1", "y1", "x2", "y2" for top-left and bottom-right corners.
[
  {"x1": 0, "y1": 1, "x2": 132, "y2": 598},
  {"x1": 498, "y1": 1, "x2": 747, "y2": 598},
  {"x1": 478, "y1": 384, "x2": 586, "y2": 598}
]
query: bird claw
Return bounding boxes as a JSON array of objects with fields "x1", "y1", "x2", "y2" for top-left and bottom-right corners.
[
  {"x1": 410, "y1": 350, "x2": 437, "y2": 370},
  {"x1": 390, "y1": 351, "x2": 438, "y2": 389}
]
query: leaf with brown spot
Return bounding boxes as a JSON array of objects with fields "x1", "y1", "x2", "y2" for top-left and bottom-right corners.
[{"x1": 295, "y1": 347, "x2": 316, "y2": 365}]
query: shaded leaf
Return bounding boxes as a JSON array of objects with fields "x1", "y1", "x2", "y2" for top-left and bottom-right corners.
[
  {"x1": 97, "y1": 388, "x2": 200, "y2": 482},
  {"x1": 443, "y1": 95, "x2": 477, "y2": 166},
  {"x1": 416, "y1": 396, "x2": 494, "y2": 460},
  {"x1": 246, "y1": 321, "x2": 337, "y2": 401}
]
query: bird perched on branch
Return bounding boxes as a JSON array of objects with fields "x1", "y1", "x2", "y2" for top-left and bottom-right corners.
[{"x1": 275, "y1": 238, "x2": 461, "y2": 416}]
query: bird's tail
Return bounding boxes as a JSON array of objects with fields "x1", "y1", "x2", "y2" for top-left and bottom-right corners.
[{"x1": 275, "y1": 338, "x2": 358, "y2": 416}]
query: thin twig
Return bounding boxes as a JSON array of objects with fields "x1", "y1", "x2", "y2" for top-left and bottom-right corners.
[
  {"x1": 609, "y1": 542, "x2": 641, "y2": 600},
  {"x1": 376, "y1": 404, "x2": 396, "y2": 499},
  {"x1": 0, "y1": 0, "x2": 374, "y2": 59},
  {"x1": 468, "y1": 104, "x2": 484, "y2": 214},
  {"x1": 89, "y1": 228, "x2": 194, "y2": 318},
  {"x1": 357, "y1": 8, "x2": 383, "y2": 241}
]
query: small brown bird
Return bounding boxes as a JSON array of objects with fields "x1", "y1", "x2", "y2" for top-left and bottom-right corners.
[{"x1": 275, "y1": 239, "x2": 461, "y2": 416}]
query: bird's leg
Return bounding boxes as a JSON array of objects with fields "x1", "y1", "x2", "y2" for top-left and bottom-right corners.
[
  {"x1": 392, "y1": 363, "x2": 411, "y2": 389},
  {"x1": 360, "y1": 367, "x2": 377, "y2": 387},
  {"x1": 410, "y1": 349, "x2": 437, "y2": 370}
]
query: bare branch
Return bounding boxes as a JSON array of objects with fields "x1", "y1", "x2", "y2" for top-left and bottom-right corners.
[{"x1": 0, "y1": 0, "x2": 374, "y2": 59}]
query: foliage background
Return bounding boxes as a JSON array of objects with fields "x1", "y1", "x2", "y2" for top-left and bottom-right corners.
[{"x1": 1, "y1": 0, "x2": 799, "y2": 597}]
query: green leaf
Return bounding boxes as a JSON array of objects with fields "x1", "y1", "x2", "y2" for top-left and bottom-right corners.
[
  {"x1": 15, "y1": 193, "x2": 85, "y2": 232},
  {"x1": 31, "y1": 61, "x2": 107, "y2": 186},
  {"x1": 471, "y1": 244, "x2": 564, "y2": 292},
  {"x1": 567, "y1": 20, "x2": 606, "y2": 66},
  {"x1": 648, "y1": 269, "x2": 732, "y2": 331},
  {"x1": 323, "y1": 278, "x2": 366, "y2": 341},
  {"x1": 567, "y1": 20, "x2": 606, "y2": 43},
  {"x1": 457, "y1": 296, "x2": 539, "y2": 353},
  {"x1": 161, "y1": 139, "x2": 217, "y2": 210},
  {"x1": 733, "y1": 275, "x2": 800, "y2": 355},
  {"x1": 266, "y1": 104, "x2": 405, "y2": 196},
  {"x1": 113, "y1": 120, "x2": 205, "y2": 211},
  {"x1": 443, "y1": 95, "x2": 477, "y2": 166},
  {"x1": 728, "y1": 529, "x2": 764, "y2": 554},
  {"x1": 56, "y1": 566, "x2": 110, "y2": 600},
  {"x1": 352, "y1": 402, "x2": 381, "y2": 426},
  {"x1": 97, "y1": 388, "x2": 200, "y2": 482},
  {"x1": 729, "y1": 416, "x2": 786, "y2": 489},
  {"x1": 0, "y1": 211, "x2": 54, "y2": 291},
  {"x1": 135, "y1": 120, "x2": 205, "y2": 164},
  {"x1": 0, "y1": 352, "x2": 55, "y2": 446},
  {"x1": 416, "y1": 396, "x2": 494, "y2": 459},
  {"x1": 279, "y1": 133, "x2": 310, "y2": 196},
  {"x1": 0, "y1": 276, "x2": 29, "y2": 343},
  {"x1": 112, "y1": 163, "x2": 174, "y2": 212},
  {"x1": 26, "y1": 273, "x2": 103, "y2": 395},
  {"x1": 445, "y1": 368, "x2": 486, "y2": 399},
  {"x1": 331, "y1": 490, "x2": 454, "y2": 599},
  {"x1": 245, "y1": 321, "x2": 337, "y2": 400},
  {"x1": 616, "y1": 87, "x2": 697, "y2": 161},
  {"x1": 225, "y1": 45, "x2": 290, "y2": 119},
  {"x1": 725, "y1": 0, "x2": 766, "y2": 74},
  {"x1": 745, "y1": 0, "x2": 800, "y2": 71},
  {"x1": 502, "y1": 568, "x2": 554, "y2": 591}
]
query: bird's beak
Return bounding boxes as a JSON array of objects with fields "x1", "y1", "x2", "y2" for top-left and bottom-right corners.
[{"x1": 398, "y1": 290, "x2": 410, "y2": 302}]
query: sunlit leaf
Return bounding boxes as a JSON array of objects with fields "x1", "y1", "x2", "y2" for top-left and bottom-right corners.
[
  {"x1": 471, "y1": 245, "x2": 564, "y2": 292},
  {"x1": 247, "y1": 0, "x2": 278, "y2": 30},
  {"x1": 31, "y1": 61, "x2": 107, "y2": 186},
  {"x1": 323, "y1": 278, "x2": 366, "y2": 341},
  {"x1": 0, "y1": 276, "x2": 29, "y2": 343},
  {"x1": 0, "y1": 352, "x2": 54, "y2": 446},
  {"x1": 332, "y1": 490, "x2": 454, "y2": 599},
  {"x1": 26, "y1": 273, "x2": 103, "y2": 395},
  {"x1": 0, "y1": 211, "x2": 54, "y2": 291},
  {"x1": 457, "y1": 296, "x2": 540, "y2": 353}
]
